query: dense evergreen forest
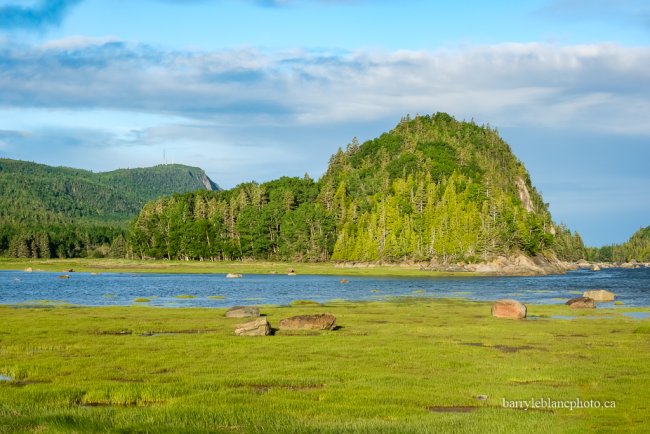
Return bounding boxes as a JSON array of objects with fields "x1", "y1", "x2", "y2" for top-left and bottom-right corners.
[
  {"x1": 130, "y1": 113, "x2": 587, "y2": 263},
  {"x1": 0, "y1": 160, "x2": 218, "y2": 258},
  {"x1": 587, "y1": 226, "x2": 650, "y2": 262}
]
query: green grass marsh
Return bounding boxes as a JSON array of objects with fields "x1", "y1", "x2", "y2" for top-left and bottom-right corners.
[{"x1": 0, "y1": 299, "x2": 648, "y2": 433}]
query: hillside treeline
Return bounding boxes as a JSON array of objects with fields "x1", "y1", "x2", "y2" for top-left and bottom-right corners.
[
  {"x1": 129, "y1": 114, "x2": 587, "y2": 263},
  {"x1": 588, "y1": 226, "x2": 650, "y2": 262},
  {"x1": 0, "y1": 160, "x2": 216, "y2": 258}
]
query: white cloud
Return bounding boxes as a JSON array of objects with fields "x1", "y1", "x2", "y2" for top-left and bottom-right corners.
[
  {"x1": 1, "y1": 41, "x2": 648, "y2": 137},
  {"x1": 40, "y1": 35, "x2": 120, "y2": 50},
  {"x1": 1, "y1": 40, "x2": 648, "y2": 243}
]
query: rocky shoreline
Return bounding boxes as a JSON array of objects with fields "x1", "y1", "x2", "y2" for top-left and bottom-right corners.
[{"x1": 334, "y1": 255, "x2": 650, "y2": 276}]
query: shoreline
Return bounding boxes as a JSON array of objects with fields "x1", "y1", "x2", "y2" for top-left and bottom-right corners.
[{"x1": 0, "y1": 257, "x2": 647, "y2": 277}]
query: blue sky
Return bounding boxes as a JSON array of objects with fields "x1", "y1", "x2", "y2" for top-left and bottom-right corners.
[{"x1": 0, "y1": 0, "x2": 649, "y2": 246}]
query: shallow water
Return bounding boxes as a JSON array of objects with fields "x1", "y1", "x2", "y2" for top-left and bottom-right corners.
[
  {"x1": 1, "y1": 267, "x2": 649, "y2": 308},
  {"x1": 623, "y1": 312, "x2": 650, "y2": 319}
]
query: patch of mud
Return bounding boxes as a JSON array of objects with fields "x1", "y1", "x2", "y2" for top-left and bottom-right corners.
[
  {"x1": 493, "y1": 345, "x2": 536, "y2": 353},
  {"x1": 428, "y1": 406, "x2": 477, "y2": 413}
]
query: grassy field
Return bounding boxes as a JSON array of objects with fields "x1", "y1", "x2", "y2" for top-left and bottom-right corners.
[
  {"x1": 0, "y1": 257, "x2": 476, "y2": 277},
  {"x1": 1, "y1": 299, "x2": 649, "y2": 433}
]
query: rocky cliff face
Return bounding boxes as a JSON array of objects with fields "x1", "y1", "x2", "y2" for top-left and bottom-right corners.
[
  {"x1": 199, "y1": 172, "x2": 220, "y2": 191},
  {"x1": 515, "y1": 177, "x2": 535, "y2": 214}
]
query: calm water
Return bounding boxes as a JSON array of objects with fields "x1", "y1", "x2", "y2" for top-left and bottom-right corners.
[{"x1": 1, "y1": 267, "x2": 649, "y2": 308}]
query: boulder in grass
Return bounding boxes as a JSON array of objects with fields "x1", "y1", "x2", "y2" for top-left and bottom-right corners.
[
  {"x1": 491, "y1": 299, "x2": 527, "y2": 320},
  {"x1": 234, "y1": 318, "x2": 271, "y2": 336},
  {"x1": 279, "y1": 314, "x2": 337, "y2": 331},
  {"x1": 566, "y1": 297, "x2": 596, "y2": 309},
  {"x1": 583, "y1": 290, "x2": 615, "y2": 302},
  {"x1": 225, "y1": 306, "x2": 260, "y2": 318},
  {"x1": 24, "y1": 267, "x2": 33, "y2": 272}
]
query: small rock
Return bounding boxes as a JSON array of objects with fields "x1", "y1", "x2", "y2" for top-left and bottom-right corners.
[
  {"x1": 491, "y1": 299, "x2": 527, "y2": 320},
  {"x1": 234, "y1": 318, "x2": 271, "y2": 336},
  {"x1": 566, "y1": 297, "x2": 596, "y2": 309},
  {"x1": 58, "y1": 275, "x2": 70, "y2": 279},
  {"x1": 583, "y1": 289, "x2": 615, "y2": 302},
  {"x1": 591, "y1": 265, "x2": 601, "y2": 271},
  {"x1": 340, "y1": 279, "x2": 349, "y2": 284},
  {"x1": 225, "y1": 306, "x2": 260, "y2": 318},
  {"x1": 24, "y1": 267, "x2": 33, "y2": 272},
  {"x1": 226, "y1": 273, "x2": 242, "y2": 278},
  {"x1": 475, "y1": 395, "x2": 488, "y2": 401},
  {"x1": 279, "y1": 313, "x2": 337, "y2": 331}
]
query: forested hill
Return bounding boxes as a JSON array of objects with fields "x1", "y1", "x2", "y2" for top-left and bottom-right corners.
[
  {"x1": 0, "y1": 159, "x2": 218, "y2": 258},
  {"x1": 130, "y1": 113, "x2": 586, "y2": 263},
  {"x1": 588, "y1": 226, "x2": 650, "y2": 262}
]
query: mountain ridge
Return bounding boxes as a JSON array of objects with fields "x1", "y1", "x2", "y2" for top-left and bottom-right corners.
[{"x1": 0, "y1": 158, "x2": 219, "y2": 258}]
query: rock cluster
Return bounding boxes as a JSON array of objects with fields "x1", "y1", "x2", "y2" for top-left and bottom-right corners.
[{"x1": 229, "y1": 308, "x2": 337, "y2": 336}]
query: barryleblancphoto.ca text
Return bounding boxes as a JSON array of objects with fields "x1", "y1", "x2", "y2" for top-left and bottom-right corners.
[{"x1": 502, "y1": 397, "x2": 616, "y2": 411}]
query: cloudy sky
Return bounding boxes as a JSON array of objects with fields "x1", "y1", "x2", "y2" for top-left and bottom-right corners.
[{"x1": 0, "y1": 0, "x2": 648, "y2": 246}]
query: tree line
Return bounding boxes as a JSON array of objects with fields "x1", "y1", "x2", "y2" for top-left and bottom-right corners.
[
  {"x1": 1, "y1": 114, "x2": 594, "y2": 263},
  {"x1": 0, "y1": 159, "x2": 215, "y2": 259},
  {"x1": 587, "y1": 226, "x2": 650, "y2": 262},
  {"x1": 128, "y1": 114, "x2": 588, "y2": 263}
]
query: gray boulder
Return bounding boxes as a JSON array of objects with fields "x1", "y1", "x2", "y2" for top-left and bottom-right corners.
[{"x1": 225, "y1": 306, "x2": 260, "y2": 318}]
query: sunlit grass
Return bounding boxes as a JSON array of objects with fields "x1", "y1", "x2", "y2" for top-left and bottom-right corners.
[{"x1": 0, "y1": 299, "x2": 648, "y2": 432}]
